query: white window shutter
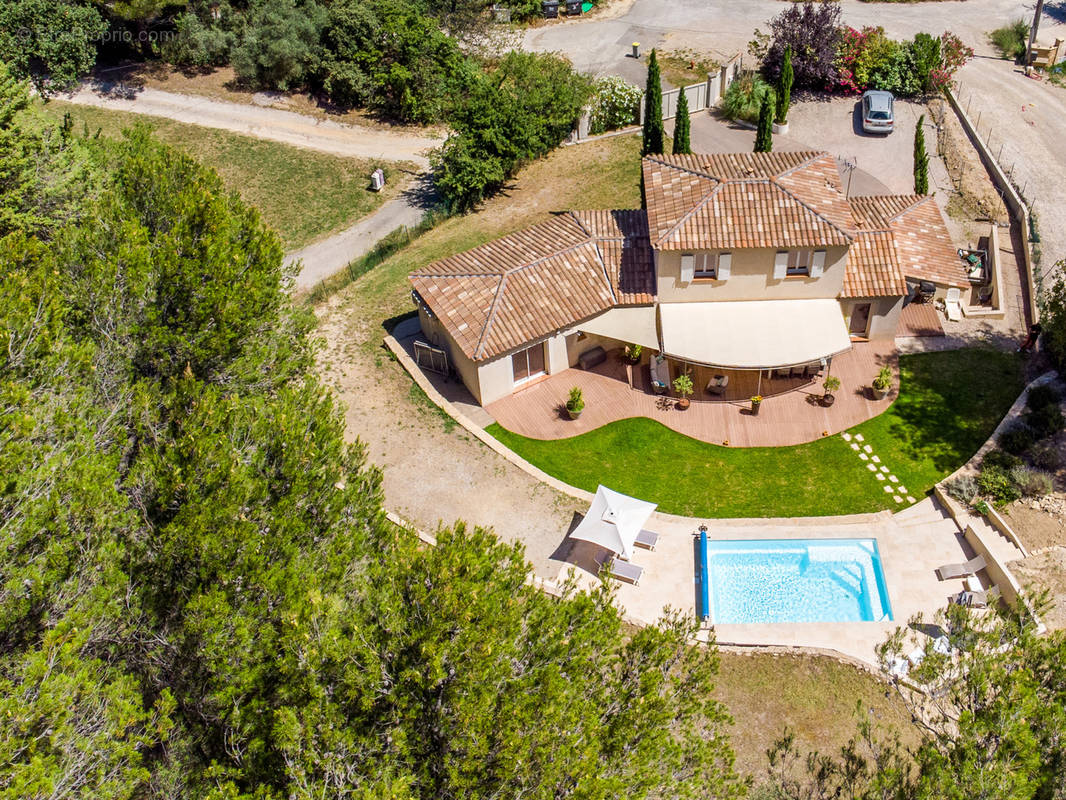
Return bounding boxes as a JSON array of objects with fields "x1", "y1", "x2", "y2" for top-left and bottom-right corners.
[
  {"x1": 680, "y1": 254, "x2": 694, "y2": 284},
  {"x1": 773, "y1": 251, "x2": 788, "y2": 280},
  {"x1": 811, "y1": 250, "x2": 826, "y2": 278},
  {"x1": 717, "y1": 253, "x2": 731, "y2": 280}
]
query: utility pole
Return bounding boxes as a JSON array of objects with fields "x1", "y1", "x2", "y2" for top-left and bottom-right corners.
[{"x1": 1026, "y1": 0, "x2": 1045, "y2": 74}]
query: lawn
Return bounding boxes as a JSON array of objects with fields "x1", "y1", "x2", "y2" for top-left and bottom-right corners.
[
  {"x1": 41, "y1": 101, "x2": 410, "y2": 249},
  {"x1": 657, "y1": 50, "x2": 721, "y2": 89},
  {"x1": 487, "y1": 349, "x2": 1023, "y2": 518}
]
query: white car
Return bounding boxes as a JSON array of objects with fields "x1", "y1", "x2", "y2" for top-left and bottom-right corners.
[{"x1": 861, "y1": 90, "x2": 895, "y2": 134}]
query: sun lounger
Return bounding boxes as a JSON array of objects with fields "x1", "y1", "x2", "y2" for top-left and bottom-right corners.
[
  {"x1": 945, "y1": 287, "x2": 962, "y2": 322},
  {"x1": 634, "y1": 529, "x2": 659, "y2": 551},
  {"x1": 935, "y1": 554, "x2": 986, "y2": 581},
  {"x1": 950, "y1": 586, "x2": 1000, "y2": 608},
  {"x1": 595, "y1": 553, "x2": 643, "y2": 585}
]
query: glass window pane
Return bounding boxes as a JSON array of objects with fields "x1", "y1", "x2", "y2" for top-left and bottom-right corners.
[
  {"x1": 528, "y1": 343, "x2": 545, "y2": 375},
  {"x1": 512, "y1": 351, "x2": 528, "y2": 382}
]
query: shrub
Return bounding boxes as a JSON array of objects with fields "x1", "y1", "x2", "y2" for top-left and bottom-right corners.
[
  {"x1": 982, "y1": 448, "x2": 1022, "y2": 472},
  {"x1": 989, "y1": 19, "x2": 1030, "y2": 62},
  {"x1": 566, "y1": 386, "x2": 584, "y2": 414},
  {"x1": 945, "y1": 474, "x2": 978, "y2": 504},
  {"x1": 761, "y1": 0, "x2": 843, "y2": 89},
  {"x1": 977, "y1": 464, "x2": 1021, "y2": 507},
  {"x1": 162, "y1": 12, "x2": 234, "y2": 68},
  {"x1": 1026, "y1": 405, "x2": 1066, "y2": 438},
  {"x1": 721, "y1": 73, "x2": 775, "y2": 123},
  {"x1": 588, "y1": 75, "x2": 642, "y2": 135},
  {"x1": 673, "y1": 373, "x2": 694, "y2": 398},
  {"x1": 872, "y1": 366, "x2": 893, "y2": 391},
  {"x1": 231, "y1": 0, "x2": 328, "y2": 91},
  {"x1": 1010, "y1": 465, "x2": 1054, "y2": 497},
  {"x1": 1027, "y1": 383, "x2": 1061, "y2": 412},
  {"x1": 998, "y1": 422, "x2": 1036, "y2": 455},
  {"x1": 1029, "y1": 441, "x2": 1062, "y2": 471}
]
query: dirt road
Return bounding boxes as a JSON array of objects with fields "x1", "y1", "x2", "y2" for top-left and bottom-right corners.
[{"x1": 61, "y1": 83, "x2": 442, "y2": 167}]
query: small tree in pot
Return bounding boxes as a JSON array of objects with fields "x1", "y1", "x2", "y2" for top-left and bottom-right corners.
[
  {"x1": 623, "y1": 342, "x2": 643, "y2": 364},
  {"x1": 871, "y1": 366, "x2": 893, "y2": 400},
  {"x1": 822, "y1": 374, "x2": 841, "y2": 406},
  {"x1": 566, "y1": 386, "x2": 585, "y2": 419},
  {"x1": 673, "y1": 373, "x2": 694, "y2": 410}
]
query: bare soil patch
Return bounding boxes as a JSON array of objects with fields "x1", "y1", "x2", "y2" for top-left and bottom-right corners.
[{"x1": 1011, "y1": 549, "x2": 1066, "y2": 631}]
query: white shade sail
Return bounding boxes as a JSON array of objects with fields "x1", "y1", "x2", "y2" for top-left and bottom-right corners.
[
  {"x1": 575, "y1": 306, "x2": 659, "y2": 350},
  {"x1": 659, "y1": 299, "x2": 852, "y2": 369},
  {"x1": 569, "y1": 485, "x2": 657, "y2": 561}
]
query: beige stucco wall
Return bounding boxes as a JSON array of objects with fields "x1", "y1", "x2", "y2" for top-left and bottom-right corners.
[
  {"x1": 417, "y1": 307, "x2": 483, "y2": 402},
  {"x1": 840, "y1": 296, "x2": 903, "y2": 340},
  {"x1": 476, "y1": 355, "x2": 515, "y2": 405},
  {"x1": 656, "y1": 246, "x2": 849, "y2": 302},
  {"x1": 565, "y1": 331, "x2": 624, "y2": 367}
]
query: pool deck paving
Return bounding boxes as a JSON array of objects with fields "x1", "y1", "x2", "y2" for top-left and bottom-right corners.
[{"x1": 557, "y1": 497, "x2": 1020, "y2": 666}]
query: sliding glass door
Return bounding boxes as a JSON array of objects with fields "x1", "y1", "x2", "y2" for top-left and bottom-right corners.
[{"x1": 512, "y1": 342, "x2": 546, "y2": 384}]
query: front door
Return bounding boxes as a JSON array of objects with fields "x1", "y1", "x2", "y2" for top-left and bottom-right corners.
[
  {"x1": 512, "y1": 342, "x2": 546, "y2": 384},
  {"x1": 849, "y1": 303, "x2": 872, "y2": 336}
]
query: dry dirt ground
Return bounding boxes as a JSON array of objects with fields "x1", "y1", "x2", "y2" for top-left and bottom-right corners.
[{"x1": 1011, "y1": 549, "x2": 1066, "y2": 631}]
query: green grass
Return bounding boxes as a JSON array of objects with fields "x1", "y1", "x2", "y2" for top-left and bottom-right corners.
[
  {"x1": 487, "y1": 349, "x2": 1023, "y2": 518},
  {"x1": 41, "y1": 101, "x2": 409, "y2": 249},
  {"x1": 989, "y1": 20, "x2": 1030, "y2": 62}
]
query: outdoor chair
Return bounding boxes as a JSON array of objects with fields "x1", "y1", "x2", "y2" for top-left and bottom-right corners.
[
  {"x1": 945, "y1": 287, "x2": 962, "y2": 322},
  {"x1": 705, "y1": 374, "x2": 728, "y2": 395},
  {"x1": 950, "y1": 586, "x2": 1000, "y2": 609},
  {"x1": 594, "y1": 552, "x2": 643, "y2": 585},
  {"x1": 772, "y1": 368, "x2": 791, "y2": 379},
  {"x1": 790, "y1": 366, "x2": 804, "y2": 378},
  {"x1": 634, "y1": 529, "x2": 659, "y2": 551},
  {"x1": 649, "y1": 356, "x2": 668, "y2": 394},
  {"x1": 935, "y1": 554, "x2": 986, "y2": 581}
]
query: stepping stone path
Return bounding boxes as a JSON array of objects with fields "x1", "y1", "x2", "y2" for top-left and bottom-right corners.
[{"x1": 841, "y1": 432, "x2": 913, "y2": 507}]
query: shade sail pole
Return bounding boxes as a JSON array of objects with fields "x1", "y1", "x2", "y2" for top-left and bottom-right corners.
[{"x1": 757, "y1": 370, "x2": 762, "y2": 396}]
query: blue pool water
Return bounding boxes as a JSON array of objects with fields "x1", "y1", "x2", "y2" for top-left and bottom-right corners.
[{"x1": 707, "y1": 539, "x2": 893, "y2": 624}]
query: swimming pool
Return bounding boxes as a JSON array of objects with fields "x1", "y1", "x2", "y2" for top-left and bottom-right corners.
[{"x1": 706, "y1": 538, "x2": 893, "y2": 624}]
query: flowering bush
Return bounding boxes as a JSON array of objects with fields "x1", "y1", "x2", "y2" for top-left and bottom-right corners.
[
  {"x1": 931, "y1": 31, "x2": 973, "y2": 91},
  {"x1": 833, "y1": 27, "x2": 971, "y2": 96},
  {"x1": 588, "y1": 76, "x2": 642, "y2": 135}
]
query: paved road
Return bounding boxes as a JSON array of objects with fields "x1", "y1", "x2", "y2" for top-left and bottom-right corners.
[
  {"x1": 287, "y1": 174, "x2": 436, "y2": 290},
  {"x1": 61, "y1": 83, "x2": 442, "y2": 167},
  {"x1": 525, "y1": 0, "x2": 1050, "y2": 81}
]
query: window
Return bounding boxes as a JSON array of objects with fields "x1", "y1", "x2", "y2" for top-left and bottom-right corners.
[
  {"x1": 682, "y1": 252, "x2": 731, "y2": 282},
  {"x1": 512, "y1": 342, "x2": 546, "y2": 384},
  {"x1": 787, "y1": 250, "x2": 811, "y2": 276},
  {"x1": 693, "y1": 253, "x2": 716, "y2": 278}
]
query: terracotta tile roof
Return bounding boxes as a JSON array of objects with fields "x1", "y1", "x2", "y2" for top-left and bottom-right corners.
[
  {"x1": 849, "y1": 195, "x2": 969, "y2": 289},
  {"x1": 642, "y1": 151, "x2": 855, "y2": 250},
  {"x1": 843, "y1": 231, "x2": 907, "y2": 298},
  {"x1": 410, "y1": 210, "x2": 655, "y2": 362}
]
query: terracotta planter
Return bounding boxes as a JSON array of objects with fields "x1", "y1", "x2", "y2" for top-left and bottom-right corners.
[
  {"x1": 677, "y1": 398, "x2": 691, "y2": 410},
  {"x1": 871, "y1": 385, "x2": 889, "y2": 400},
  {"x1": 567, "y1": 407, "x2": 583, "y2": 419},
  {"x1": 822, "y1": 393, "x2": 836, "y2": 407}
]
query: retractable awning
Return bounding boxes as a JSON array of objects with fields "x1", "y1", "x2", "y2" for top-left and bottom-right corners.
[
  {"x1": 659, "y1": 299, "x2": 852, "y2": 369},
  {"x1": 575, "y1": 305, "x2": 659, "y2": 350}
]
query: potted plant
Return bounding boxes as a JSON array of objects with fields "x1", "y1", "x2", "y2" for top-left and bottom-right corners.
[
  {"x1": 565, "y1": 386, "x2": 585, "y2": 419},
  {"x1": 623, "y1": 342, "x2": 643, "y2": 364},
  {"x1": 750, "y1": 395, "x2": 762, "y2": 415},
  {"x1": 822, "y1": 375, "x2": 841, "y2": 406},
  {"x1": 871, "y1": 366, "x2": 893, "y2": 400},
  {"x1": 673, "y1": 373, "x2": 694, "y2": 410}
]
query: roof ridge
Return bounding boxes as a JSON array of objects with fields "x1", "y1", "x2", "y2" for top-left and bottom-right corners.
[
  {"x1": 592, "y1": 241, "x2": 618, "y2": 304},
  {"x1": 772, "y1": 151, "x2": 826, "y2": 180},
  {"x1": 769, "y1": 179, "x2": 855, "y2": 241},
  {"x1": 652, "y1": 182, "x2": 725, "y2": 247},
  {"x1": 884, "y1": 194, "x2": 929, "y2": 224},
  {"x1": 644, "y1": 154, "x2": 722, "y2": 183},
  {"x1": 473, "y1": 274, "x2": 508, "y2": 360},
  {"x1": 504, "y1": 238, "x2": 597, "y2": 275},
  {"x1": 567, "y1": 210, "x2": 593, "y2": 237}
]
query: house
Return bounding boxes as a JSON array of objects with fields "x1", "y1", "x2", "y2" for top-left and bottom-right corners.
[{"x1": 410, "y1": 151, "x2": 968, "y2": 406}]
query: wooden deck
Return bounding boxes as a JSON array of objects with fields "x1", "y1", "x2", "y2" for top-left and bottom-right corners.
[
  {"x1": 485, "y1": 341, "x2": 898, "y2": 447},
  {"x1": 896, "y1": 302, "x2": 945, "y2": 338}
]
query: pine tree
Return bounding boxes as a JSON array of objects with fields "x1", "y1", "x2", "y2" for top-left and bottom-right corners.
[
  {"x1": 913, "y1": 114, "x2": 929, "y2": 195},
  {"x1": 641, "y1": 49, "x2": 664, "y2": 156},
  {"x1": 672, "y1": 86, "x2": 691, "y2": 155},
  {"x1": 776, "y1": 45, "x2": 793, "y2": 125},
  {"x1": 754, "y1": 93, "x2": 773, "y2": 153}
]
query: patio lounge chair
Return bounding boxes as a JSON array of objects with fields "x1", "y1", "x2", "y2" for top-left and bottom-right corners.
[
  {"x1": 595, "y1": 552, "x2": 643, "y2": 585},
  {"x1": 935, "y1": 554, "x2": 986, "y2": 581},
  {"x1": 950, "y1": 586, "x2": 1000, "y2": 609},
  {"x1": 705, "y1": 374, "x2": 728, "y2": 395},
  {"x1": 578, "y1": 346, "x2": 607, "y2": 370},
  {"x1": 945, "y1": 287, "x2": 962, "y2": 322},
  {"x1": 634, "y1": 529, "x2": 659, "y2": 551}
]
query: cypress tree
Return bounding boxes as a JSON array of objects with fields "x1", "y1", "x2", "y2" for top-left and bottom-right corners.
[
  {"x1": 776, "y1": 45, "x2": 793, "y2": 125},
  {"x1": 642, "y1": 49, "x2": 664, "y2": 156},
  {"x1": 914, "y1": 114, "x2": 929, "y2": 195},
  {"x1": 672, "y1": 86, "x2": 691, "y2": 155},
  {"x1": 754, "y1": 93, "x2": 773, "y2": 153}
]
